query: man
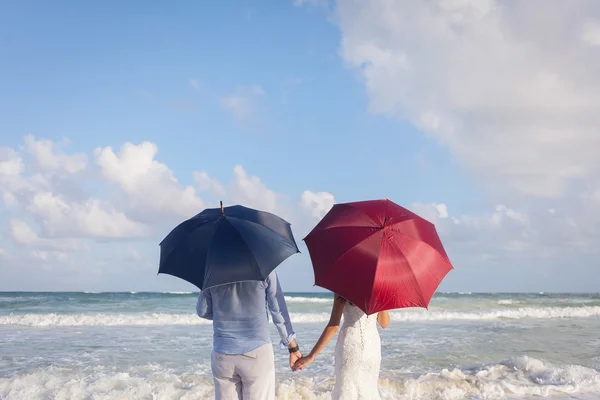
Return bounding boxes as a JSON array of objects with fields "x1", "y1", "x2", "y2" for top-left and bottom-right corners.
[{"x1": 196, "y1": 270, "x2": 301, "y2": 400}]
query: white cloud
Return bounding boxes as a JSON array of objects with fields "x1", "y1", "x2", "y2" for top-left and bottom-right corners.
[
  {"x1": 9, "y1": 220, "x2": 81, "y2": 251},
  {"x1": 0, "y1": 248, "x2": 6, "y2": 256},
  {"x1": 0, "y1": 147, "x2": 32, "y2": 206},
  {"x1": 230, "y1": 165, "x2": 279, "y2": 214},
  {"x1": 435, "y1": 203, "x2": 449, "y2": 219},
  {"x1": 409, "y1": 202, "x2": 452, "y2": 225},
  {"x1": 126, "y1": 247, "x2": 144, "y2": 262},
  {"x1": 10, "y1": 219, "x2": 40, "y2": 245},
  {"x1": 229, "y1": 168, "x2": 336, "y2": 240},
  {"x1": 2, "y1": 139, "x2": 151, "y2": 242},
  {"x1": 220, "y1": 95, "x2": 254, "y2": 120},
  {"x1": 581, "y1": 21, "x2": 600, "y2": 46},
  {"x1": 189, "y1": 78, "x2": 200, "y2": 90},
  {"x1": 219, "y1": 85, "x2": 265, "y2": 122},
  {"x1": 193, "y1": 165, "x2": 336, "y2": 237},
  {"x1": 300, "y1": 190, "x2": 335, "y2": 220},
  {"x1": 409, "y1": 202, "x2": 533, "y2": 259},
  {"x1": 409, "y1": 199, "x2": 599, "y2": 264},
  {"x1": 27, "y1": 192, "x2": 149, "y2": 239},
  {"x1": 194, "y1": 170, "x2": 226, "y2": 197},
  {"x1": 94, "y1": 141, "x2": 204, "y2": 221},
  {"x1": 336, "y1": 0, "x2": 600, "y2": 199},
  {"x1": 582, "y1": 186, "x2": 600, "y2": 204},
  {"x1": 0, "y1": 148, "x2": 24, "y2": 176},
  {"x1": 333, "y1": 0, "x2": 600, "y2": 288},
  {"x1": 489, "y1": 205, "x2": 528, "y2": 226},
  {"x1": 193, "y1": 165, "x2": 336, "y2": 235},
  {"x1": 1, "y1": 136, "x2": 334, "y2": 290},
  {"x1": 31, "y1": 250, "x2": 71, "y2": 264},
  {"x1": 293, "y1": 0, "x2": 328, "y2": 7},
  {"x1": 24, "y1": 135, "x2": 87, "y2": 174}
]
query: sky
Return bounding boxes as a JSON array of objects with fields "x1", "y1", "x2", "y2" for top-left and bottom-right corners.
[{"x1": 1, "y1": 0, "x2": 600, "y2": 293}]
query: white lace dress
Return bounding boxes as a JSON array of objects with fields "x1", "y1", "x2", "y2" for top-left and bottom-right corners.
[{"x1": 332, "y1": 303, "x2": 382, "y2": 400}]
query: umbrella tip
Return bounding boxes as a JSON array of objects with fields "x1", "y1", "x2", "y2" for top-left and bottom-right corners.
[{"x1": 220, "y1": 201, "x2": 224, "y2": 215}]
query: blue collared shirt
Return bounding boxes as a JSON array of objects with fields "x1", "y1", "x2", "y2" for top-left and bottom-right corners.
[{"x1": 196, "y1": 271, "x2": 296, "y2": 355}]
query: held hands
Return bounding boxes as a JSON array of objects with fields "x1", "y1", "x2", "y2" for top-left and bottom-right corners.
[
  {"x1": 289, "y1": 351, "x2": 302, "y2": 370},
  {"x1": 292, "y1": 354, "x2": 315, "y2": 371}
]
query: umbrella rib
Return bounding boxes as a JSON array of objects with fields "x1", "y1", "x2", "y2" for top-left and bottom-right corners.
[
  {"x1": 317, "y1": 200, "x2": 395, "y2": 232},
  {"x1": 388, "y1": 231, "x2": 453, "y2": 270},
  {"x1": 159, "y1": 218, "x2": 218, "y2": 277},
  {"x1": 318, "y1": 224, "x2": 381, "y2": 232},
  {"x1": 159, "y1": 217, "x2": 212, "y2": 256},
  {"x1": 201, "y1": 218, "x2": 223, "y2": 288},
  {"x1": 389, "y1": 234, "x2": 454, "y2": 308},
  {"x1": 228, "y1": 206, "x2": 293, "y2": 225},
  {"x1": 223, "y1": 217, "x2": 265, "y2": 281},
  {"x1": 345, "y1": 202, "x2": 382, "y2": 226},
  {"x1": 386, "y1": 239, "x2": 427, "y2": 308},
  {"x1": 365, "y1": 234, "x2": 383, "y2": 314},
  {"x1": 318, "y1": 228, "x2": 382, "y2": 283},
  {"x1": 226, "y1": 215, "x2": 298, "y2": 251},
  {"x1": 376, "y1": 216, "x2": 437, "y2": 238}
]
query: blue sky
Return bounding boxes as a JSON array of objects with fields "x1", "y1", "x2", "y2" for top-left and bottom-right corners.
[
  {"x1": 1, "y1": 1, "x2": 600, "y2": 292},
  {"x1": 1, "y1": 1, "x2": 476, "y2": 204}
]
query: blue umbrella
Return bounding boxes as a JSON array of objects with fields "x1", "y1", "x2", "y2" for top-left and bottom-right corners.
[{"x1": 158, "y1": 202, "x2": 300, "y2": 290}]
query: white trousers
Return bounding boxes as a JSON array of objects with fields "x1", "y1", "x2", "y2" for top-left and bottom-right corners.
[{"x1": 211, "y1": 344, "x2": 275, "y2": 400}]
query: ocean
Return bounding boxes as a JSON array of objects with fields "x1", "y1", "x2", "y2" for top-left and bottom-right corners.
[{"x1": 1, "y1": 292, "x2": 599, "y2": 399}]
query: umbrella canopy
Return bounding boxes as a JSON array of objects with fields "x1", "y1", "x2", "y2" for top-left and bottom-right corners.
[
  {"x1": 303, "y1": 199, "x2": 453, "y2": 315},
  {"x1": 159, "y1": 203, "x2": 299, "y2": 290}
]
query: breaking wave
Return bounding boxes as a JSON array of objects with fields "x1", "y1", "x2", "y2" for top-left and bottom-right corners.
[
  {"x1": 0, "y1": 356, "x2": 598, "y2": 399},
  {"x1": 283, "y1": 296, "x2": 331, "y2": 303},
  {"x1": 2, "y1": 306, "x2": 600, "y2": 327}
]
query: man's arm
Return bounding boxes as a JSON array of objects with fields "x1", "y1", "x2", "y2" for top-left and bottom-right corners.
[
  {"x1": 196, "y1": 289, "x2": 213, "y2": 320},
  {"x1": 266, "y1": 272, "x2": 301, "y2": 367}
]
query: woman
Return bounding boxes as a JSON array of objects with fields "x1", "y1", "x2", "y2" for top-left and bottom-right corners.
[{"x1": 293, "y1": 294, "x2": 390, "y2": 399}]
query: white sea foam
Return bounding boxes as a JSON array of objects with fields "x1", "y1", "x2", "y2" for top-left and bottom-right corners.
[
  {"x1": 379, "y1": 356, "x2": 600, "y2": 400},
  {"x1": 496, "y1": 299, "x2": 520, "y2": 305},
  {"x1": 2, "y1": 306, "x2": 600, "y2": 327},
  {"x1": 391, "y1": 306, "x2": 600, "y2": 322},
  {"x1": 284, "y1": 296, "x2": 331, "y2": 303},
  {"x1": 0, "y1": 357, "x2": 598, "y2": 400},
  {"x1": 163, "y1": 291, "x2": 194, "y2": 295},
  {"x1": 0, "y1": 312, "x2": 332, "y2": 327}
]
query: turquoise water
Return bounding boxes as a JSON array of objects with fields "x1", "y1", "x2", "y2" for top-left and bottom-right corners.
[{"x1": 1, "y1": 292, "x2": 599, "y2": 399}]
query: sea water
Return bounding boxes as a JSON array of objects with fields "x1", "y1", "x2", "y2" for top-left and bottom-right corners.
[{"x1": 1, "y1": 292, "x2": 599, "y2": 399}]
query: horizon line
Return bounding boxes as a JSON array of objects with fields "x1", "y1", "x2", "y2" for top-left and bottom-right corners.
[{"x1": 1, "y1": 290, "x2": 599, "y2": 294}]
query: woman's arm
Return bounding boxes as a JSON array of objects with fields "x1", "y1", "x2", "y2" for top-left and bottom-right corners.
[
  {"x1": 292, "y1": 295, "x2": 345, "y2": 371},
  {"x1": 377, "y1": 310, "x2": 389, "y2": 328}
]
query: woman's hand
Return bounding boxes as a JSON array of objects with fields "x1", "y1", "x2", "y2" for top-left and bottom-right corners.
[
  {"x1": 293, "y1": 294, "x2": 344, "y2": 372},
  {"x1": 292, "y1": 355, "x2": 315, "y2": 371}
]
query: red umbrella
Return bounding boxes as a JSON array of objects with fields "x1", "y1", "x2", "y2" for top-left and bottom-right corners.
[{"x1": 303, "y1": 199, "x2": 453, "y2": 315}]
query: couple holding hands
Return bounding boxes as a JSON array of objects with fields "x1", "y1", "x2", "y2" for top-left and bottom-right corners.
[
  {"x1": 196, "y1": 271, "x2": 389, "y2": 400},
  {"x1": 161, "y1": 199, "x2": 451, "y2": 400}
]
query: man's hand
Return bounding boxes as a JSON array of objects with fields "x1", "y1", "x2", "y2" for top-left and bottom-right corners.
[{"x1": 289, "y1": 350, "x2": 302, "y2": 370}]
